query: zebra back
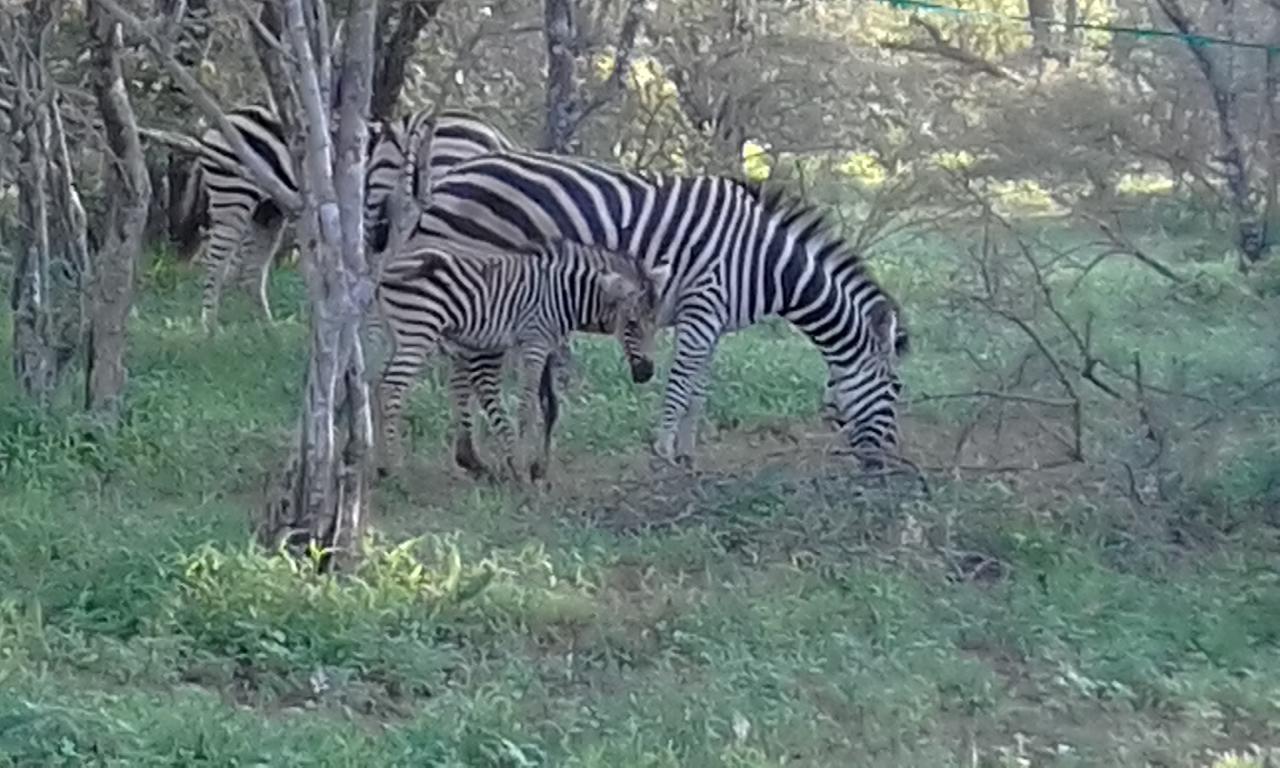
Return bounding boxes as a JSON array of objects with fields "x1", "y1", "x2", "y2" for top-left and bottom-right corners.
[
  {"x1": 366, "y1": 108, "x2": 518, "y2": 253},
  {"x1": 394, "y1": 149, "x2": 909, "y2": 459},
  {"x1": 379, "y1": 237, "x2": 656, "y2": 351}
]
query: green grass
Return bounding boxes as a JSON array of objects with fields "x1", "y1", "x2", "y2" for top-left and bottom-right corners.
[{"x1": 2, "y1": 223, "x2": 1280, "y2": 766}]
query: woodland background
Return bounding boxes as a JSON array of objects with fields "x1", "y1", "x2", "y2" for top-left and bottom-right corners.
[{"x1": 1, "y1": 0, "x2": 1279, "y2": 765}]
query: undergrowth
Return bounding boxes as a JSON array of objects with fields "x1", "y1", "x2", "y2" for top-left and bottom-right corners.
[{"x1": 2, "y1": 224, "x2": 1279, "y2": 766}]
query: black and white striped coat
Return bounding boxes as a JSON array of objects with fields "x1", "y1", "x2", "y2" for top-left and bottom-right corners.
[
  {"x1": 389, "y1": 151, "x2": 909, "y2": 468},
  {"x1": 180, "y1": 106, "x2": 516, "y2": 331},
  {"x1": 377, "y1": 238, "x2": 668, "y2": 481}
]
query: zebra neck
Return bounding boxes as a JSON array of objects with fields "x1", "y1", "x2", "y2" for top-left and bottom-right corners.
[{"x1": 552, "y1": 262, "x2": 604, "y2": 330}]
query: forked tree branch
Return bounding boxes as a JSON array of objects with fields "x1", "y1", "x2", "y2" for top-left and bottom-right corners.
[
  {"x1": 567, "y1": 0, "x2": 646, "y2": 136},
  {"x1": 370, "y1": 0, "x2": 445, "y2": 120}
]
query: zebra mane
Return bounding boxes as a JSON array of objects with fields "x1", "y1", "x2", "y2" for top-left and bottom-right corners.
[
  {"x1": 736, "y1": 179, "x2": 874, "y2": 276},
  {"x1": 735, "y1": 177, "x2": 906, "y2": 348}
]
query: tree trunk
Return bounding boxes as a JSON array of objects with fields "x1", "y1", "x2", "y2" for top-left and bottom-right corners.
[
  {"x1": 370, "y1": 0, "x2": 444, "y2": 120},
  {"x1": 1262, "y1": 14, "x2": 1280, "y2": 256},
  {"x1": 92, "y1": 0, "x2": 376, "y2": 563},
  {"x1": 6, "y1": 4, "x2": 89, "y2": 405},
  {"x1": 11, "y1": 104, "x2": 58, "y2": 403},
  {"x1": 255, "y1": 0, "x2": 377, "y2": 569},
  {"x1": 1156, "y1": 0, "x2": 1265, "y2": 263},
  {"x1": 1026, "y1": 0, "x2": 1053, "y2": 58},
  {"x1": 1062, "y1": 0, "x2": 1079, "y2": 65},
  {"x1": 542, "y1": 0, "x2": 577, "y2": 153},
  {"x1": 86, "y1": 0, "x2": 151, "y2": 418}
]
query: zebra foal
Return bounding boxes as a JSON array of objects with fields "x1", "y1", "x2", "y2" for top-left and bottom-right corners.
[{"x1": 376, "y1": 238, "x2": 669, "y2": 482}]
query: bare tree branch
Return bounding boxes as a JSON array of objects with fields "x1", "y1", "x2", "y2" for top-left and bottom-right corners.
[
  {"x1": 882, "y1": 17, "x2": 1023, "y2": 83},
  {"x1": 567, "y1": 0, "x2": 645, "y2": 136},
  {"x1": 370, "y1": 0, "x2": 445, "y2": 120}
]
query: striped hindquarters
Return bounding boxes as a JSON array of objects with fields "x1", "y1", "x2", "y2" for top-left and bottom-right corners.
[
  {"x1": 195, "y1": 104, "x2": 296, "y2": 220},
  {"x1": 366, "y1": 108, "x2": 519, "y2": 254}
]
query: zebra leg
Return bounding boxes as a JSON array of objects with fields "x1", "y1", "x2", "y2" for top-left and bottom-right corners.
[
  {"x1": 237, "y1": 213, "x2": 285, "y2": 323},
  {"x1": 532, "y1": 356, "x2": 560, "y2": 483},
  {"x1": 548, "y1": 338, "x2": 577, "y2": 391},
  {"x1": 200, "y1": 201, "x2": 256, "y2": 333},
  {"x1": 447, "y1": 350, "x2": 495, "y2": 479},
  {"x1": 375, "y1": 340, "x2": 435, "y2": 477},
  {"x1": 514, "y1": 345, "x2": 552, "y2": 484},
  {"x1": 653, "y1": 319, "x2": 721, "y2": 469},
  {"x1": 674, "y1": 389, "x2": 708, "y2": 465},
  {"x1": 470, "y1": 354, "x2": 522, "y2": 484}
]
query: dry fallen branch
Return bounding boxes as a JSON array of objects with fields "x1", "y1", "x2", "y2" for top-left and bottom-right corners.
[
  {"x1": 918, "y1": 460, "x2": 1080, "y2": 474},
  {"x1": 974, "y1": 300, "x2": 1084, "y2": 461},
  {"x1": 882, "y1": 16, "x2": 1023, "y2": 83},
  {"x1": 1187, "y1": 374, "x2": 1280, "y2": 432},
  {"x1": 909, "y1": 389, "x2": 1077, "y2": 408}
]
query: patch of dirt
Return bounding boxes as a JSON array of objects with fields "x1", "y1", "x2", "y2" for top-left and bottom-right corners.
[
  {"x1": 375, "y1": 408, "x2": 1246, "y2": 574},
  {"x1": 384, "y1": 421, "x2": 925, "y2": 553}
]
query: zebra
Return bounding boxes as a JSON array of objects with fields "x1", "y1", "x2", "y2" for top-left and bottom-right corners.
[
  {"x1": 174, "y1": 105, "x2": 517, "y2": 331},
  {"x1": 387, "y1": 151, "x2": 911, "y2": 470},
  {"x1": 376, "y1": 237, "x2": 669, "y2": 482}
]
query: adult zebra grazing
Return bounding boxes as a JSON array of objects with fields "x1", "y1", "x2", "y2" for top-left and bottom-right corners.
[
  {"x1": 377, "y1": 239, "x2": 669, "y2": 482},
  {"x1": 174, "y1": 105, "x2": 516, "y2": 331},
  {"x1": 387, "y1": 152, "x2": 911, "y2": 470}
]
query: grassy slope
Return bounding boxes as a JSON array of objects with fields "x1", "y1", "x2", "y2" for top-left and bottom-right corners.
[{"x1": 2, "y1": 228, "x2": 1279, "y2": 767}]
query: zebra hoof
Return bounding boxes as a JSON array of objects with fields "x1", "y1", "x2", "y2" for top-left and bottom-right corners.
[
  {"x1": 501, "y1": 459, "x2": 532, "y2": 489},
  {"x1": 454, "y1": 443, "x2": 490, "y2": 479},
  {"x1": 529, "y1": 460, "x2": 547, "y2": 482},
  {"x1": 648, "y1": 446, "x2": 682, "y2": 474}
]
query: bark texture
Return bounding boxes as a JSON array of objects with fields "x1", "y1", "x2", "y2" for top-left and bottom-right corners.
[{"x1": 86, "y1": 0, "x2": 152, "y2": 417}]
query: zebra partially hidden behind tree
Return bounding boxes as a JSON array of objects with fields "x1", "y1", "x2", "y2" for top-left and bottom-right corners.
[
  {"x1": 171, "y1": 105, "x2": 517, "y2": 332},
  {"x1": 387, "y1": 151, "x2": 912, "y2": 472},
  {"x1": 376, "y1": 238, "x2": 669, "y2": 483}
]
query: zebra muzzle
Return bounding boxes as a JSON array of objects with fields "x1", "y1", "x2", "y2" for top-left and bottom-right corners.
[{"x1": 630, "y1": 358, "x2": 655, "y2": 384}]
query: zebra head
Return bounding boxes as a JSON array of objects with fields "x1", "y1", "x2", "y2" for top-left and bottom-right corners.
[
  {"x1": 823, "y1": 295, "x2": 910, "y2": 469},
  {"x1": 595, "y1": 260, "x2": 671, "y2": 385}
]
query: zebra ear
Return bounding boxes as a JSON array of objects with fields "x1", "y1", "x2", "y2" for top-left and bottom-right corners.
[
  {"x1": 867, "y1": 299, "x2": 902, "y2": 356},
  {"x1": 645, "y1": 264, "x2": 672, "y2": 293},
  {"x1": 597, "y1": 271, "x2": 633, "y2": 302}
]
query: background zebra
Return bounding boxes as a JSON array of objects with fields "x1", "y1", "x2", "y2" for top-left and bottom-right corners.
[
  {"x1": 376, "y1": 238, "x2": 669, "y2": 482},
  {"x1": 394, "y1": 151, "x2": 910, "y2": 470},
  {"x1": 173, "y1": 105, "x2": 516, "y2": 331}
]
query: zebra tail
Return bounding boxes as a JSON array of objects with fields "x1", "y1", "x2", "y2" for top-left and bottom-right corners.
[{"x1": 171, "y1": 160, "x2": 207, "y2": 261}]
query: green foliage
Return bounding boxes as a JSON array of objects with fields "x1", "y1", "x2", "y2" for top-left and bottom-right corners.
[
  {"x1": 1, "y1": 218, "x2": 1279, "y2": 765},
  {"x1": 835, "y1": 151, "x2": 889, "y2": 186},
  {"x1": 162, "y1": 536, "x2": 481, "y2": 686},
  {"x1": 1252, "y1": 254, "x2": 1280, "y2": 298},
  {"x1": 1115, "y1": 171, "x2": 1176, "y2": 197},
  {"x1": 985, "y1": 178, "x2": 1067, "y2": 217}
]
